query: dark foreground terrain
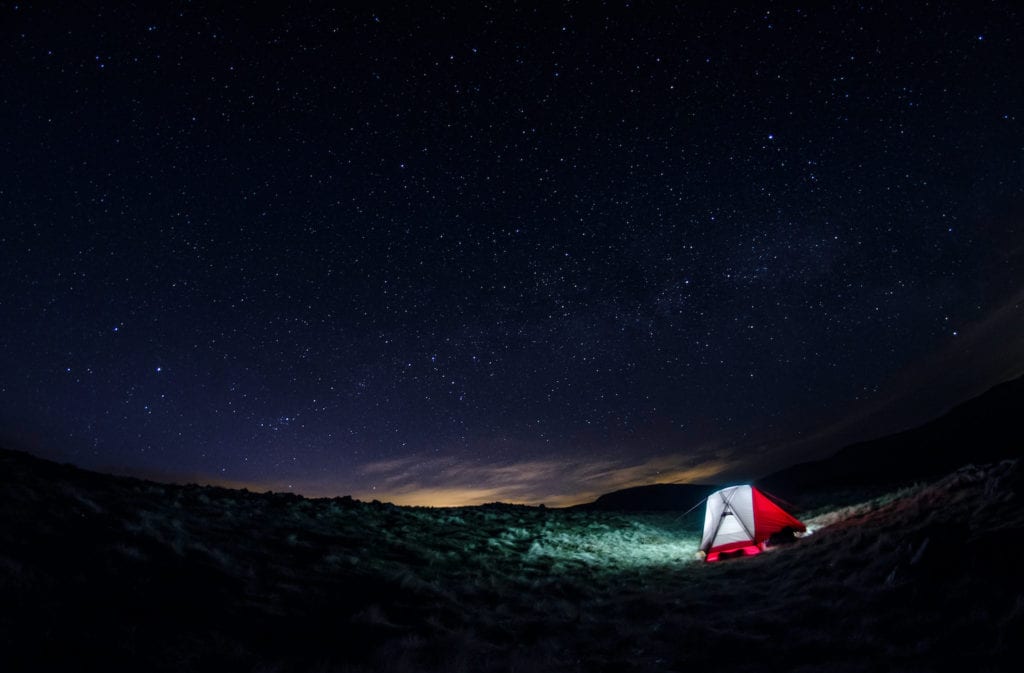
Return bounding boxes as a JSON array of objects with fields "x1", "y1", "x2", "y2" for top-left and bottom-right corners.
[{"x1": 1, "y1": 448, "x2": 1022, "y2": 672}]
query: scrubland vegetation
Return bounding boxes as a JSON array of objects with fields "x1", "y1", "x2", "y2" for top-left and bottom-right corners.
[{"x1": 1, "y1": 449, "x2": 1021, "y2": 672}]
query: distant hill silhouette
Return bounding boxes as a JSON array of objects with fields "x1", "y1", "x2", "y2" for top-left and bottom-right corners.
[
  {"x1": 2, "y1": 432, "x2": 1021, "y2": 670},
  {"x1": 571, "y1": 483, "x2": 718, "y2": 513},
  {"x1": 576, "y1": 374, "x2": 1024, "y2": 512},
  {"x1": 758, "y1": 374, "x2": 1024, "y2": 501}
]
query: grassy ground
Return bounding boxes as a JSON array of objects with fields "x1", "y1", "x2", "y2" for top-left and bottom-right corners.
[{"x1": 1, "y1": 449, "x2": 1021, "y2": 672}]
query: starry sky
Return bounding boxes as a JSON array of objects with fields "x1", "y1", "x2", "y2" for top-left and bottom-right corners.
[{"x1": 2, "y1": 2, "x2": 1023, "y2": 506}]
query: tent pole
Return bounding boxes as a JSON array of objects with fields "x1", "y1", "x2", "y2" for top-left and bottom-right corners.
[{"x1": 721, "y1": 489, "x2": 757, "y2": 542}]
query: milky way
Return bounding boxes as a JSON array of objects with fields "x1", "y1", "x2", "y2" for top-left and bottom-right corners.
[{"x1": 2, "y1": 3, "x2": 1022, "y2": 504}]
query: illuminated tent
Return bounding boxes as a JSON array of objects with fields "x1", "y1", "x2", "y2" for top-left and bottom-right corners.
[{"x1": 699, "y1": 485, "x2": 805, "y2": 562}]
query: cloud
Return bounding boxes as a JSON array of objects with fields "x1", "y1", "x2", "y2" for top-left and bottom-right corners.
[{"x1": 349, "y1": 451, "x2": 736, "y2": 507}]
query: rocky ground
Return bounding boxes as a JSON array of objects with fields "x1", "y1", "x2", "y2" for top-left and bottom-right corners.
[{"x1": 1, "y1": 448, "x2": 1021, "y2": 672}]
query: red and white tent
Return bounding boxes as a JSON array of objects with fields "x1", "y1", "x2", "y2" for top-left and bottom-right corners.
[{"x1": 700, "y1": 485, "x2": 805, "y2": 561}]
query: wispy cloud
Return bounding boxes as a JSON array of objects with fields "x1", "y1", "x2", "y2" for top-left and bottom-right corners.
[{"x1": 349, "y1": 451, "x2": 736, "y2": 507}]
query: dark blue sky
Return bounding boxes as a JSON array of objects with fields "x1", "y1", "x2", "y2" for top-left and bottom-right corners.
[{"x1": 2, "y1": 2, "x2": 1022, "y2": 505}]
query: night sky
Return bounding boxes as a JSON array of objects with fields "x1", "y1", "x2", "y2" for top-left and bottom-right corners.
[{"x1": 2, "y1": 3, "x2": 1022, "y2": 506}]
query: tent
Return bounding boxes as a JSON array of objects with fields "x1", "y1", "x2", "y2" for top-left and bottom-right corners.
[{"x1": 699, "y1": 485, "x2": 805, "y2": 562}]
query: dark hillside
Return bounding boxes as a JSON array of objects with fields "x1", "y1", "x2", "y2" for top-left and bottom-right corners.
[
  {"x1": 571, "y1": 483, "x2": 717, "y2": 512},
  {"x1": 759, "y1": 374, "x2": 1024, "y2": 503},
  {"x1": 1, "y1": 446, "x2": 1022, "y2": 671}
]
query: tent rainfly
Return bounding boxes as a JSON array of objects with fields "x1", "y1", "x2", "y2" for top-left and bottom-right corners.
[{"x1": 699, "y1": 485, "x2": 806, "y2": 562}]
